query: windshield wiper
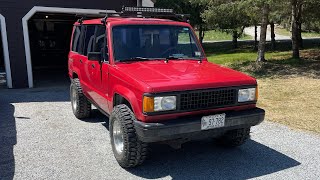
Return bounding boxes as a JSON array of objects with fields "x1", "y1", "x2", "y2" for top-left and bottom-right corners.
[
  {"x1": 120, "y1": 57, "x2": 149, "y2": 62},
  {"x1": 166, "y1": 56, "x2": 182, "y2": 60},
  {"x1": 165, "y1": 56, "x2": 182, "y2": 62},
  {"x1": 166, "y1": 56, "x2": 202, "y2": 62}
]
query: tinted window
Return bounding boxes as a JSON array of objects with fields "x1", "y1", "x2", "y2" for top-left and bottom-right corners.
[
  {"x1": 71, "y1": 26, "x2": 81, "y2": 52},
  {"x1": 112, "y1": 25, "x2": 203, "y2": 61},
  {"x1": 83, "y1": 25, "x2": 96, "y2": 56},
  {"x1": 93, "y1": 25, "x2": 106, "y2": 53}
]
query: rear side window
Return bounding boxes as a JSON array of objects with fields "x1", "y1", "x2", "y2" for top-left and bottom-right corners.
[
  {"x1": 83, "y1": 25, "x2": 96, "y2": 56},
  {"x1": 72, "y1": 24, "x2": 106, "y2": 56},
  {"x1": 71, "y1": 26, "x2": 82, "y2": 52}
]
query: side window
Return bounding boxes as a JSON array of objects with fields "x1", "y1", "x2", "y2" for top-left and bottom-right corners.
[
  {"x1": 83, "y1": 25, "x2": 96, "y2": 56},
  {"x1": 71, "y1": 26, "x2": 81, "y2": 52},
  {"x1": 93, "y1": 25, "x2": 106, "y2": 53}
]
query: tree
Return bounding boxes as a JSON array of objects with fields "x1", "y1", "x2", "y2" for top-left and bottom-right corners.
[
  {"x1": 254, "y1": 25, "x2": 258, "y2": 50},
  {"x1": 155, "y1": 0, "x2": 207, "y2": 43},
  {"x1": 303, "y1": 1, "x2": 320, "y2": 32},
  {"x1": 200, "y1": 0, "x2": 250, "y2": 48},
  {"x1": 270, "y1": 22, "x2": 276, "y2": 50},
  {"x1": 278, "y1": 0, "x2": 320, "y2": 59},
  {"x1": 243, "y1": 2, "x2": 260, "y2": 50},
  {"x1": 268, "y1": 1, "x2": 288, "y2": 51},
  {"x1": 243, "y1": 0, "x2": 273, "y2": 62},
  {"x1": 256, "y1": 3, "x2": 270, "y2": 62},
  {"x1": 189, "y1": 1, "x2": 208, "y2": 44},
  {"x1": 245, "y1": 0, "x2": 280, "y2": 62},
  {"x1": 291, "y1": 0, "x2": 303, "y2": 59}
]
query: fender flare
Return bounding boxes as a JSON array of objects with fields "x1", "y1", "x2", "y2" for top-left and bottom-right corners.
[
  {"x1": 111, "y1": 85, "x2": 141, "y2": 117},
  {"x1": 70, "y1": 67, "x2": 81, "y2": 80}
]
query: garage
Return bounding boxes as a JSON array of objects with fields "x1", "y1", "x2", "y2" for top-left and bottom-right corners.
[
  {"x1": 22, "y1": 4, "x2": 154, "y2": 88},
  {"x1": 0, "y1": 14, "x2": 12, "y2": 88},
  {"x1": 0, "y1": 29, "x2": 5, "y2": 87},
  {"x1": 28, "y1": 12, "x2": 79, "y2": 87},
  {"x1": 0, "y1": 0, "x2": 156, "y2": 88},
  {"x1": 21, "y1": 7, "x2": 122, "y2": 88}
]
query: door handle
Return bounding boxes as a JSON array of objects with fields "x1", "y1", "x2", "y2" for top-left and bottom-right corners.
[
  {"x1": 80, "y1": 59, "x2": 83, "y2": 63},
  {"x1": 91, "y1": 64, "x2": 95, "y2": 68}
]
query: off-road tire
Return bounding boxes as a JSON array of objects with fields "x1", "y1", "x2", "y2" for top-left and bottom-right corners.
[
  {"x1": 217, "y1": 128, "x2": 251, "y2": 147},
  {"x1": 110, "y1": 105, "x2": 148, "y2": 168},
  {"x1": 70, "y1": 78, "x2": 91, "y2": 119}
]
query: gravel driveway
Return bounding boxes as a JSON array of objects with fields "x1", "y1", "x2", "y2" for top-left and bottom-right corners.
[{"x1": 1, "y1": 86, "x2": 320, "y2": 180}]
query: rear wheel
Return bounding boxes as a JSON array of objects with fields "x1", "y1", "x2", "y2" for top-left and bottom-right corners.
[
  {"x1": 216, "y1": 128, "x2": 251, "y2": 147},
  {"x1": 70, "y1": 78, "x2": 91, "y2": 119},
  {"x1": 110, "y1": 104, "x2": 148, "y2": 168}
]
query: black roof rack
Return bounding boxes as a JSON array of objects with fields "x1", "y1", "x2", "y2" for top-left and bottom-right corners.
[
  {"x1": 76, "y1": 6, "x2": 190, "y2": 24},
  {"x1": 120, "y1": 6, "x2": 190, "y2": 22}
]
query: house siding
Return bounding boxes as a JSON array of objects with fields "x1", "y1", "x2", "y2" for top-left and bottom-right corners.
[{"x1": 0, "y1": 0, "x2": 136, "y2": 88}]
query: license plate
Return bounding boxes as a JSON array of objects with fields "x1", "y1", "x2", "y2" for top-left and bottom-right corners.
[{"x1": 201, "y1": 113, "x2": 226, "y2": 130}]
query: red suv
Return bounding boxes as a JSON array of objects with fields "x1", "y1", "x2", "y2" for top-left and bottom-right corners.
[{"x1": 68, "y1": 7, "x2": 265, "y2": 168}]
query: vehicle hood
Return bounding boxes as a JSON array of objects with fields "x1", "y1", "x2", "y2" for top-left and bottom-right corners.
[{"x1": 115, "y1": 60, "x2": 257, "y2": 92}]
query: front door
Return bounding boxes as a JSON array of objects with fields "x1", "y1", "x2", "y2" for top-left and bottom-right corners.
[{"x1": 87, "y1": 25, "x2": 109, "y2": 112}]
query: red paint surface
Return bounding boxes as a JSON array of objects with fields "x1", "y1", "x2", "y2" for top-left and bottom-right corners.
[{"x1": 69, "y1": 17, "x2": 258, "y2": 122}]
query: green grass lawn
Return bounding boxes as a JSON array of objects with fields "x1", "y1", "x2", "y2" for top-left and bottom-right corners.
[
  {"x1": 197, "y1": 30, "x2": 252, "y2": 41},
  {"x1": 206, "y1": 50, "x2": 290, "y2": 65},
  {"x1": 275, "y1": 27, "x2": 320, "y2": 38},
  {"x1": 206, "y1": 47, "x2": 320, "y2": 78},
  {"x1": 204, "y1": 45, "x2": 320, "y2": 133}
]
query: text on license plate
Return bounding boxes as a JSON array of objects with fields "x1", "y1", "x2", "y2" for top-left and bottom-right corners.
[{"x1": 201, "y1": 113, "x2": 226, "y2": 130}]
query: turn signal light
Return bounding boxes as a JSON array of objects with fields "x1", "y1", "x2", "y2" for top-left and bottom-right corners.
[{"x1": 143, "y1": 96, "x2": 154, "y2": 113}]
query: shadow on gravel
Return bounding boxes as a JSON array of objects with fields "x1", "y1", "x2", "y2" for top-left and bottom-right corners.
[
  {"x1": 79, "y1": 109, "x2": 107, "y2": 124},
  {"x1": 128, "y1": 140, "x2": 301, "y2": 180},
  {"x1": 0, "y1": 86, "x2": 70, "y2": 180},
  {"x1": 4, "y1": 87, "x2": 70, "y2": 103},
  {"x1": 0, "y1": 85, "x2": 301, "y2": 180},
  {"x1": 0, "y1": 101, "x2": 16, "y2": 180}
]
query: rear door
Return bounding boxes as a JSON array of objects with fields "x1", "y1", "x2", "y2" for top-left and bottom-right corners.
[
  {"x1": 68, "y1": 25, "x2": 83, "y2": 79},
  {"x1": 79, "y1": 25, "x2": 97, "y2": 99}
]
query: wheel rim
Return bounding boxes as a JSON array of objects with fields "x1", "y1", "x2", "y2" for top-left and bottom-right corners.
[
  {"x1": 113, "y1": 120, "x2": 124, "y2": 155},
  {"x1": 71, "y1": 86, "x2": 77, "y2": 111}
]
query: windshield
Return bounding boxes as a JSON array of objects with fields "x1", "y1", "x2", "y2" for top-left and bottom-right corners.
[{"x1": 112, "y1": 25, "x2": 203, "y2": 61}]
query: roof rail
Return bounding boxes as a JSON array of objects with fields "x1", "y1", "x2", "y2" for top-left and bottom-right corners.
[{"x1": 75, "y1": 10, "x2": 118, "y2": 24}]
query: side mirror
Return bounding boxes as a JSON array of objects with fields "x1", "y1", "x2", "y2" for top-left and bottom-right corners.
[{"x1": 88, "y1": 52, "x2": 102, "y2": 61}]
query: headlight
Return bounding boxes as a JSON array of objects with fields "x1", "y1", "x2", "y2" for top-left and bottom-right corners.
[
  {"x1": 238, "y1": 88, "x2": 257, "y2": 102},
  {"x1": 143, "y1": 96, "x2": 176, "y2": 113}
]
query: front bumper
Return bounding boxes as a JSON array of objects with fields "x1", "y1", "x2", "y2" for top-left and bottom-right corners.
[{"x1": 134, "y1": 108, "x2": 265, "y2": 142}]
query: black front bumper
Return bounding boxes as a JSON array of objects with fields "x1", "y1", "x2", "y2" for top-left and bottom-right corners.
[{"x1": 134, "y1": 108, "x2": 265, "y2": 142}]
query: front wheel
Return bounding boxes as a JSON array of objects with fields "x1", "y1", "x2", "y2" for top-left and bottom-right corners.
[
  {"x1": 216, "y1": 128, "x2": 251, "y2": 147},
  {"x1": 110, "y1": 105, "x2": 148, "y2": 168},
  {"x1": 70, "y1": 78, "x2": 91, "y2": 119}
]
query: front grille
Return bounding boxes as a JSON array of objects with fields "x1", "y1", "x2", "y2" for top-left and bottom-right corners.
[{"x1": 180, "y1": 89, "x2": 237, "y2": 111}]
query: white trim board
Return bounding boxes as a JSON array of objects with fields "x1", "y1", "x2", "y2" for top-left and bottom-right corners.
[
  {"x1": 22, "y1": 6, "x2": 115, "y2": 88},
  {"x1": 0, "y1": 14, "x2": 13, "y2": 88}
]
